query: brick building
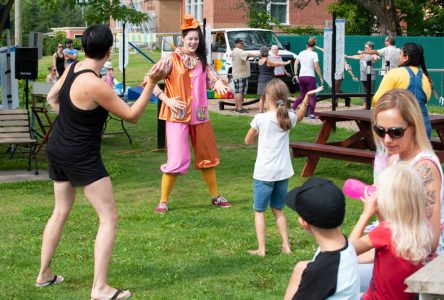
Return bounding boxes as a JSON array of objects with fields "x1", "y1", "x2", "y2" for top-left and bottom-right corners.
[{"x1": 113, "y1": 0, "x2": 335, "y2": 33}]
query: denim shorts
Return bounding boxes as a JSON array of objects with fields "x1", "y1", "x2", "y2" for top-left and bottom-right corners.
[{"x1": 253, "y1": 179, "x2": 288, "y2": 212}]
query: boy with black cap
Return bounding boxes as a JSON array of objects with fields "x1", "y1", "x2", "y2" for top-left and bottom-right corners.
[{"x1": 284, "y1": 177, "x2": 359, "y2": 300}]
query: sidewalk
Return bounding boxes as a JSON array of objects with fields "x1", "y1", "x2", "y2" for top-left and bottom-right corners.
[{"x1": 0, "y1": 169, "x2": 50, "y2": 184}]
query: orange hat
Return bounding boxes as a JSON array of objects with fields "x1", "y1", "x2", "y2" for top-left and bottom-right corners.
[{"x1": 180, "y1": 14, "x2": 200, "y2": 31}]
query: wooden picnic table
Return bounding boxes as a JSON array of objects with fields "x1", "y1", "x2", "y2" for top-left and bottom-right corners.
[
  {"x1": 405, "y1": 253, "x2": 444, "y2": 299},
  {"x1": 290, "y1": 109, "x2": 444, "y2": 177}
]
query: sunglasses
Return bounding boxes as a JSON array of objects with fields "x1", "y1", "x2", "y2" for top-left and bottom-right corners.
[{"x1": 373, "y1": 125, "x2": 408, "y2": 139}]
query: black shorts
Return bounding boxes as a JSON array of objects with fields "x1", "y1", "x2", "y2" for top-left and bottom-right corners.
[{"x1": 48, "y1": 158, "x2": 109, "y2": 187}]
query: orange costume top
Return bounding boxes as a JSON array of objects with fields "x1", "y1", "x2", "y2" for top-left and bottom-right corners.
[{"x1": 159, "y1": 48, "x2": 219, "y2": 125}]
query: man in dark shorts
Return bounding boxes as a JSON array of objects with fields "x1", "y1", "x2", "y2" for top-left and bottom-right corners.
[{"x1": 231, "y1": 38, "x2": 258, "y2": 113}]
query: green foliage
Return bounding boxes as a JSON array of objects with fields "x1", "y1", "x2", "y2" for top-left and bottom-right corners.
[
  {"x1": 42, "y1": 0, "x2": 149, "y2": 25},
  {"x1": 42, "y1": 32, "x2": 66, "y2": 56},
  {"x1": 294, "y1": 0, "x2": 444, "y2": 36},
  {"x1": 327, "y1": 0, "x2": 376, "y2": 35},
  {"x1": 237, "y1": 0, "x2": 276, "y2": 29},
  {"x1": 23, "y1": 0, "x2": 85, "y2": 34},
  {"x1": 280, "y1": 25, "x2": 323, "y2": 35}
]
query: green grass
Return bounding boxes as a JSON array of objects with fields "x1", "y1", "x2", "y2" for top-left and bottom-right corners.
[{"x1": 0, "y1": 104, "x2": 372, "y2": 299}]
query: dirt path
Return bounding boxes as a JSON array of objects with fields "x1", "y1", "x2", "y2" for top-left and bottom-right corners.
[{"x1": 208, "y1": 97, "x2": 363, "y2": 131}]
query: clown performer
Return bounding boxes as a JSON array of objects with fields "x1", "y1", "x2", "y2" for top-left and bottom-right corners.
[{"x1": 150, "y1": 15, "x2": 231, "y2": 213}]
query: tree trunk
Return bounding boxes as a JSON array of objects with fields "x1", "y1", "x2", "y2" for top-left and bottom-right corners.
[
  {"x1": 14, "y1": 0, "x2": 22, "y2": 45},
  {"x1": 355, "y1": 0, "x2": 401, "y2": 35}
]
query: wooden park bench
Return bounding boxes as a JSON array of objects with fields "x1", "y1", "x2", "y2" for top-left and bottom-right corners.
[
  {"x1": 0, "y1": 109, "x2": 39, "y2": 174},
  {"x1": 290, "y1": 142, "x2": 375, "y2": 164}
]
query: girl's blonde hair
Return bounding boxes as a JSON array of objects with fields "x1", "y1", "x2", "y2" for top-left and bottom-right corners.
[
  {"x1": 372, "y1": 89, "x2": 433, "y2": 154},
  {"x1": 264, "y1": 79, "x2": 291, "y2": 131},
  {"x1": 376, "y1": 163, "x2": 433, "y2": 263}
]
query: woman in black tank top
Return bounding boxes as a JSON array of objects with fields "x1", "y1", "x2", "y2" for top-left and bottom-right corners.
[
  {"x1": 53, "y1": 43, "x2": 65, "y2": 78},
  {"x1": 36, "y1": 25, "x2": 167, "y2": 300},
  {"x1": 257, "y1": 46, "x2": 290, "y2": 112}
]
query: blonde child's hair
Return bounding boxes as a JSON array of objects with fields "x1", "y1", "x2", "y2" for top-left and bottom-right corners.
[
  {"x1": 264, "y1": 79, "x2": 291, "y2": 131},
  {"x1": 376, "y1": 163, "x2": 433, "y2": 263},
  {"x1": 372, "y1": 89, "x2": 433, "y2": 155}
]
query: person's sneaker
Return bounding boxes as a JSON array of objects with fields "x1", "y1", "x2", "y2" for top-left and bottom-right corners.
[
  {"x1": 309, "y1": 114, "x2": 316, "y2": 119},
  {"x1": 235, "y1": 108, "x2": 248, "y2": 113},
  {"x1": 154, "y1": 202, "x2": 168, "y2": 213},
  {"x1": 211, "y1": 195, "x2": 232, "y2": 208}
]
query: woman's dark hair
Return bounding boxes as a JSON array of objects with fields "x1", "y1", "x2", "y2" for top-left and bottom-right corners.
[
  {"x1": 82, "y1": 24, "x2": 113, "y2": 59},
  {"x1": 182, "y1": 27, "x2": 207, "y2": 70},
  {"x1": 401, "y1": 42, "x2": 433, "y2": 89}
]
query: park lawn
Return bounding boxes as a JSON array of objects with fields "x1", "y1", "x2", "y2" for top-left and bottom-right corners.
[
  {"x1": 0, "y1": 101, "x2": 373, "y2": 299},
  {"x1": 4, "y1": 50, "x2": 441, "y2": 298}
]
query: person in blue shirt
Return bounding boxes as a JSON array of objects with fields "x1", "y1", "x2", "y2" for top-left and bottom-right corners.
[{"x1": 64, "y1": 39, "x2": 78, "y2": 67}]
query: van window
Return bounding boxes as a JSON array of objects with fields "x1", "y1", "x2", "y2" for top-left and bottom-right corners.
[
  {"x1": 212, "y1": 33, "x2": 226, "y2": 52},
  {"x1": 227, "y1": 31, "x2": 284, "y2": 51}
]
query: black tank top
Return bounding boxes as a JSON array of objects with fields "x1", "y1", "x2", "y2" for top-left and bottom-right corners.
[
  {"x1": 47, "y1": 61, "x2": 109, "y2": 164},
  {"x1": 258, "y1": 59, "x2": 275, "y2": 83},
  {"x1": 55, "y1": 52, "x2": 65, "y2": 76}
]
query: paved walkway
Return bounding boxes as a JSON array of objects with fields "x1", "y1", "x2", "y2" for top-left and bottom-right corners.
[{"x1": 0, "y1": 169, "x2": 50, "y2": 184}]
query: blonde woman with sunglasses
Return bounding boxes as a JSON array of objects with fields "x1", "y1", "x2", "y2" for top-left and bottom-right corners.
[{"x1": 357, "y1": 88, "x2": 444, "y2": 293}]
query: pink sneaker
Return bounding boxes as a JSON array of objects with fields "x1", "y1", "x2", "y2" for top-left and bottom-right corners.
[
  {"x1": 211, "y1": 195, "x2": 231, "y2": 208},
  {"x1": 155, "y1": 202, "x2": 168, "y2": 213}
]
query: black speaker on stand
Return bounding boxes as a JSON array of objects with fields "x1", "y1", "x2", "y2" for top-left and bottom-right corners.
[{"x1": 15, "y1": 47, "x2": 38, "y2": 110}]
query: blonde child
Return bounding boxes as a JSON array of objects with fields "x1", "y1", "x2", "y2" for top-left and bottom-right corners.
[
  {"x1": 244, "y1": 79, "x2": 322, "y2": 256},
  {"x1": 350, "y1": 163, "x2": 434, "y2": 299}
]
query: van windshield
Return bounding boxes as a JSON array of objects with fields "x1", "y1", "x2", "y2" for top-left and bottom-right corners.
[{"x1": 227, "y1": 31, "x2": 284, "y2": 50}]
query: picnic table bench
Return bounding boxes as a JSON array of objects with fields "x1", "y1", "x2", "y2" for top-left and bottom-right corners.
[
  {"x1": 290, "y1": 109, "x2": 444, "y2": 177},
  {"x1": 405, "y1": 253, "x2": 444, "y2": 299},
  {"x1": 0, "y1": 109, "x2": 38, "y2": 174}
]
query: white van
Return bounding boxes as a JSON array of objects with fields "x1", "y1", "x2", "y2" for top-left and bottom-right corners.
[
  {"x1": 211, "y1": 28, "x2": 297, "y2": 92},
  {"x1": 160, "y1": 28, "x2": 298, "y2": 92}
]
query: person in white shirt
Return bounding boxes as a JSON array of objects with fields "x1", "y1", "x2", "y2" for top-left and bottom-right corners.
[
  {"x1": 244, "y1": 79, "x2": 321, "y2": 257},
  {"x1": 291, "y1": 37, "x2": 324, "y2": 119},
  {"x1": 359, "y1": 36, "x2": 400, "y2": 72},
  {"x1": 269, "y1": 44, "x2": 291, "y2": 78}
]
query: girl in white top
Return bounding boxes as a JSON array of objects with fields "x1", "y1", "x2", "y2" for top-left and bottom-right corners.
[{"x1": 245, "y1": 79, "x2": 322, "y2": 256}]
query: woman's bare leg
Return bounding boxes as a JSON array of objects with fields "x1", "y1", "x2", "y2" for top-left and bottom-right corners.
[
  {"x1": 83, "y1": 177, "x2": 130, "y2": 299},
  {"x1": 259, "y1": 96, "x2": 265, "y2": 113},
  {"x1": 36, "y1": 181, "x2": 76, "y2": 285}
]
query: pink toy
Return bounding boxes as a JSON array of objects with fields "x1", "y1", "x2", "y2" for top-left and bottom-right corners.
[{"x1": 343, "y1": 179, "x2": 376, "y2": 200}]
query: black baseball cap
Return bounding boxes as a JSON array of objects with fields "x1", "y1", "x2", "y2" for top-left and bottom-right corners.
[
  {"x1": 285, "y1": 177, "x2": 345, "y2": 229},
  {"x1": 235, "y1": 38, "x2": 244, "y2": 44}
]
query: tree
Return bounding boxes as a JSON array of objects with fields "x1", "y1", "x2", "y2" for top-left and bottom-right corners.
[
  {"x1": 42, "y1": 0, "x2": 149, "y2": 25},
  {"x1": 294, "y1": 0, "x2": 444, "y2": 36},
  {"x1": 327, "y1": 0, "x2": 375, "y2": 35},
  {"x1": 236, "y1": 0, "x2": 277, "y2": 29}
]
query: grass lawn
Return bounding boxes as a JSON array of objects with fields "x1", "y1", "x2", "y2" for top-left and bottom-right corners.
[
  {"x1": 0, "y1": 111, "x2": 372, "y2": 299},
  {"x1": 0, "y1": 50, "x2": 440, "y2": 299}
]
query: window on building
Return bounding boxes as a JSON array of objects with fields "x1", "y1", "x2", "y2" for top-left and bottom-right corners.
[
  {"x1": 268, "y1": 0, "x2": 288, "y2": 25},
  {"x1": 185, "y1": 0, "x2": 204, "y2": 23}
]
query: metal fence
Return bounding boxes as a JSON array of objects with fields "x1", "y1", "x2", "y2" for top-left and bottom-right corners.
[{"x1": 277, "y1": 35, "x2": 444, "y2": 105}]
